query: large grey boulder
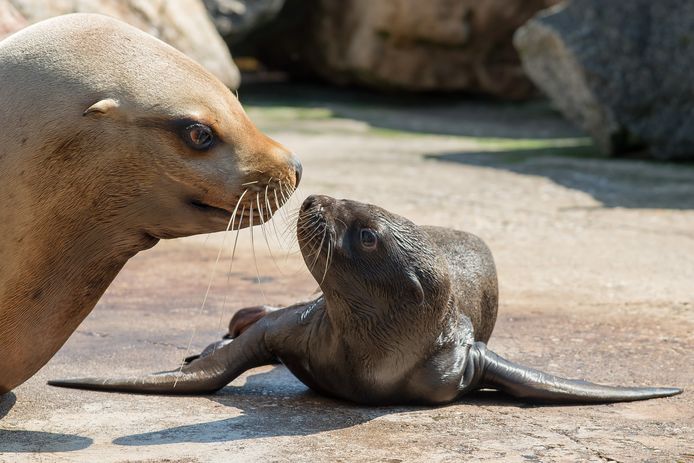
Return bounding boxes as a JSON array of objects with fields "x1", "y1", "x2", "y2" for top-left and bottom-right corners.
[
  {"x1": 1, "y1": 0, "x2": 240, "y2": 89},
  {"x1": 515, "y1": 1, "x2": 694, "y2": 161},
  {"x1": 203, "y1": 0, "x2": 284, "y2": 44},
  {"x1": 242, "y1": 0, "x2": 558, "y2": 99}
]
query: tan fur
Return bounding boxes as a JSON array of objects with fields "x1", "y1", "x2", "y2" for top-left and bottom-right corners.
[{"x1": 0, "y1": 14, "x2": 300, "y2": 393}]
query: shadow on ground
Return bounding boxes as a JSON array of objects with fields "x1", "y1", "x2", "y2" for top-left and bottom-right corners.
[
  {"x1": 239, "y1": 80, "x2": 581, "y2": 140},
  {"x1": 0, "y1": 430, "x2": 93, "y2": 453},
  {"x1": 0, "y1": 392, "x2": 16, "y2": 420},
  {"x1": 112, "y1": 367, "x2": 541, "y2": 446},
  {"x1": 112, "y1": 368, "x2": 402, "y2": 446},
  {"x1": 0, "y1": 393, "x2": 93, "y2": 452},
  {"x1": 426, "y1": 146, "x2": 694, "y2": 210},
  {"x1": 241, "y1": 79, "x2": 694, "y2": 210}
]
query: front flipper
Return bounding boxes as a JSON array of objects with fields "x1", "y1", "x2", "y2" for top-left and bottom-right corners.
[
  {"x1": 228, "y1": 305, "x2": 279, "y2": 338},
  {"x1": 460, "y1": 342, "x2": 682, "y2": 403},
  {"x1": 182, "y1": 305, "x2": 282, "y2": 365},
  {"x1": 48, "y1": 320, "x2": 275, "y2": 395}
]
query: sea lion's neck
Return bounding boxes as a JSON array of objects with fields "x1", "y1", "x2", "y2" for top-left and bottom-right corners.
[
  {"x1": 323, "y1": 291, "x2": 444, "y2": 354},
  {"x1": 0, "y1": 212, "x2": 156, "y2": 393}
]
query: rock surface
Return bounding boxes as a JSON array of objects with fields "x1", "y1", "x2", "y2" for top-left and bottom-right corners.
[
  {"x1": 204, "y1": 0, "x2": 284, "y2": 44},
  {"x1": 1, "y1": 0, "x2": 240, "y2": 89},
  {"x1": 243, "y1": 0, "x2": 558, "y2": 99},
  {"x1": 515, "y1": 0, "x2": 694, "y2": 161}
]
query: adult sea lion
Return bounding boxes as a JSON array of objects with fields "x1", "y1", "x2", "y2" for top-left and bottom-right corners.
[
  {"x1": 0, "y1": 14, "x2": 301, "y2": 394},
  {"x1": 50, "y1": 196, "x2": 682, "y2": 405}
]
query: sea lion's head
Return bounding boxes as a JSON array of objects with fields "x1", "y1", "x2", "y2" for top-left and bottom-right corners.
[
  {"x1": 297, "y1": 195, "x2": 451, "y2": 319},
  {"x1": 9, "y1": 14, "x2": 301, "y2": 242},
  {"x1": 0, "y1": 13, "x2": 302, "y2": 394}
]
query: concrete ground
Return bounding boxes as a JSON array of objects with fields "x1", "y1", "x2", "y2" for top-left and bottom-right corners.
[{"x1": 1, "y1": 82, "x2": 693, "y2": 462}]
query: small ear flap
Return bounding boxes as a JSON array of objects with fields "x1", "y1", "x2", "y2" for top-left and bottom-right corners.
[
  {"x1": 83, "y1": 98, "x2": 120, "y2": 116},
  {"x1": 407, "y1": 273, "x2": 425, "y2": 306}
]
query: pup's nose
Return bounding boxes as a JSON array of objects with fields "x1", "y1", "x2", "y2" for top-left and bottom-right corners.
[
  {"x1": 301, "y1": 195, "x2": 316, "y2": 212},
  {"x1": 301, "y1": 194, "x2": 334, "y2": 213}
]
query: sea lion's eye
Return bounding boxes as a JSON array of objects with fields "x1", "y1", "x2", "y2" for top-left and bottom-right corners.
[
  {"x1": 360, "y1": 228, "x2": 378, "y2": 250},
  {"x1": 184, "y1": 123, "x2": 214, "y2": 150}
]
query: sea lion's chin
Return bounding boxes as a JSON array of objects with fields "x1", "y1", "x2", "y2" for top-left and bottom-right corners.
[
  {"x1": 297, "y1": 238, "x2": 330, "y2": 283},
  {"x1": 148, "y1": 198, "x2": 278, "y2": 239}
]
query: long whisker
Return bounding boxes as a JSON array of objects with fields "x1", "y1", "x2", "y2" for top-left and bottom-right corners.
[
  {"x1": 303, "y1": 232, "x2": 326, "y2": 267},
  {"x1": 265, "y1": 183, "x2": 283, "y2": 249},
  {"x1": 280, "y1": 203, "x2": 308, "y2": 247},
  {"x1": 301, "y1": 226, "x2": 325, "y2": 253},
  {"x1": 296, "y1": 213, "x2": 322, "y2": 233},
  {"x1": 175, "y1": 191, "x2": 245, "y2": 386},
  {"x1": 291, "y1": 207, "x2": 320, "y2": 241},
  {"x1": 298, "y1": 215, "x2": 324, "y2": 248},
  {"x1": 249, "y1": 203, "x2": 266, "y2": 301},
  {"x1": 320, "y1": 238, "x2": 332, "y2": 285},
  {"x1": 283, "y1": 212, "x2": 305, "y2": 233},
  {"x1": 308, "y1": 226, "x2": 327, "y2": 273},
  {"x1": 273, "y1": 185, "x2": 283, "y2": 219},
  {"x1": 277, "y1": 180, "x2": 305, "y2": 260},
  {"x1": 296, "y1": 214, "x2": 324, "y2": 246},
  {"x1": 282, "y1": 181, "x2": 298, "y2": 208},
  {"x1": 214, "y1": 192, "x2": 248, "y2": 344},
  {"x1": 277, "y1": 182, "x2": 290, "y2": 222},
  {"x1": 257, "y1": 192, "x2": 281, "y2": 273},
  {"x1": 291, "y1": 184, "x2": 305, "y2": 209},
  {"x1": 276, "y1": 193, "x2": 298, "y2": 255},
  {"x1": 257, "y1": 193, "x2": 271, "y2": 246}
]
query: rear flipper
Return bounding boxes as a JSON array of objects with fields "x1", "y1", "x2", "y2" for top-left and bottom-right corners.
[
  {"x1": 48, "y1": 318, "x2": 275, "y2": 395},
  {"x1": 461, "y1": 342, "x2": 682, "y2": 403}
]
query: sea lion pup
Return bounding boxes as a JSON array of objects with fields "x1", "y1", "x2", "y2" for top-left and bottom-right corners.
[
  {"x1": 50, "y1": 196, "x2": 682, "y2": 405},
  {"x1": 0, "y1": 14, "x2": 302, "y2": 394}
]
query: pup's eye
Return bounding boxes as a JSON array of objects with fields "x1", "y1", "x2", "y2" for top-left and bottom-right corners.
[
  {"x1": 184, "y1": 123, "x2": 214, "y2": 150},
  {"x1": 360, "y1": 228, "x2": 378, "y2": 250}
]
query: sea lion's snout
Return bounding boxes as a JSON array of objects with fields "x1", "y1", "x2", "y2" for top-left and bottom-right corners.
[
  {"x1": 297, "y1": 195, "x2": 339, "y2": 282},
  {"x1": 266, "y1": 143, "x2": 302, "y2": 188},
  {"x1": 248, "y1": 134, "x2": 302, "y2": 191}
]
